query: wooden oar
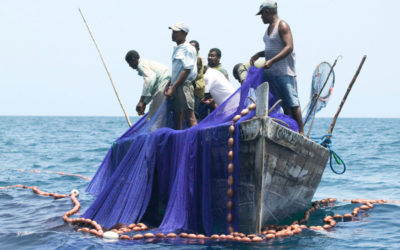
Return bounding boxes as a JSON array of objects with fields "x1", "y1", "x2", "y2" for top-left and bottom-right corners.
[
  {"x1": 327, "y1": 55, "x2": 367, "y2": 137},
  {"x1": 78, "y1": 8, "x2": 132, "y2": 127}
]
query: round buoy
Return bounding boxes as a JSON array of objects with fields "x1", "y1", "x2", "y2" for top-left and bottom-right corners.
[
  {"x1": 166, "y1": 233, "x2": 177, "y2": 238},
  {"x1": 144, "y1": 233, "x2": 154, "y2": 238},
  {"x1": 103, "y1": 231, "x2": 119, "y2": 240},
  {"x1": 248, "y1": 103, "x2": 256, "y2": 110},
  {"x1": 133, "y1": 234, "x2": 144, "y2": 240},
  {"x1": 232, "y1": 115, "x2": 241, "y2": 123},
  {"x1": 70, "y1": 189, "x2": 79, "y2": 196},
  {"x1": 252, "y1": 236, "x2": 263, "y2": 242}
]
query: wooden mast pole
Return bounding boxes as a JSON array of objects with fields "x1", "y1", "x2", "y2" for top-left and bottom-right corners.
[
  {"x1": 78, "y1": 8, "x2": 132, "y2": 127},
  {"x1": 328, "y1": 55, "x2": 367, "y2": 136}
]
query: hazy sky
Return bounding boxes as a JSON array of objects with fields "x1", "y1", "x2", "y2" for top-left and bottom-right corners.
[{"x1": 1, "y1": 0, "x2": 399, "y2": 118}]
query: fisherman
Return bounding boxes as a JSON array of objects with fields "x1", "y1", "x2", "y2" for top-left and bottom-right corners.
[
  {"x1": 250, "y1": 0, "x2": 304, "y2": 135},
  {"x1": 164, "y1": 22, "x2": 198, "y2": 130},
  {"x1": 233, "y1": 59, "x2": 265, "y2": 85},
  {"x1": 208, "y1": 48, "x2": 229, "y2": 80},
  {"x1": 203, "y1": 66, "x2": 236, "y2": 107},
  {"x1": 189, "y1": 40, "x2": 206, "y2": 117},
  {"x1": 125, "y1": 50, "x2": 170, "y2": 120}
]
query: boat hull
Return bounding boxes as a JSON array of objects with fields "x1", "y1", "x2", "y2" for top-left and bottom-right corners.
[{"x1": 210, "y1": 116, "x2": 329, "y2": 234}]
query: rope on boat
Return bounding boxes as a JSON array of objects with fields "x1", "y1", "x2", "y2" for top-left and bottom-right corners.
[{"x1": 318, "y1": 134, "x2": 346, "y2": 175}]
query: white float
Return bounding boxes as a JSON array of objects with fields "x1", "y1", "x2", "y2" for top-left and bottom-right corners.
[{"x1": 102, "y1": 231, "x2": 119, "y2": 241}]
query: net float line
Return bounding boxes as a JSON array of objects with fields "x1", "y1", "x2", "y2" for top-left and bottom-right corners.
[
  {"x1": 1, "y1": 187, "x2": 398, "y2": 242},
  {"x1": 0, "y1": 184, "x2": 69, "y2": 199},
  {"x1": 0, "y1": 184, "x2": 149, "y2": 238},
  {"x1": 76, "y1": 196, "x2": 398, "y2": 242},
  {"x1": 226, "y1": 102, "x2": 257, "y2": 233},
  {"x1": 14, "y1": 168, "x2": 91, "y2": 181},
  {"x1": 0, "y1": 185, "x2": 103, "y2": 237}
]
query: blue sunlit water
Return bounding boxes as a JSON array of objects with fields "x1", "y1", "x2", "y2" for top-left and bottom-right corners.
[{"x1": 0, "y1": 116, "x2": 399, "y2": 249}]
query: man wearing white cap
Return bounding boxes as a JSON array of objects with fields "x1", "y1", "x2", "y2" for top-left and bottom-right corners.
[
  {"x1": 164, "y1": 22, "x2": 198, "y2": 130},
  {"x1": 250, "y1": 0, "x2": 304, "y2": 135}
]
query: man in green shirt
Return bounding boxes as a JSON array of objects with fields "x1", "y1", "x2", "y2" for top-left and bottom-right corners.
[{"x1": 125, "y1": 50, "x2": 170, "y2": 120}]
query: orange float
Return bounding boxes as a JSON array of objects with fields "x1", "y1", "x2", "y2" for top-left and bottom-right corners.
[
  {"x1": 144, "y1": 233, "x2": 154, "y2": 238},
  {"x1": 167, "y1": 233, "x2": 178, "y2": 238},
  {"x1": 252, "y1": 236, "x2": 263, "y2": 242},
  {"x1": 133, "y1": 234, "x2": 144, "y2": 240},
  {"x1": 264, "y1": 233, "x2": 275, "y2": 239},
  {"x1": 155, "y1": 233, "x2": 165, "y2": 238},
  {"x1": 120, "y1": 235, "x2": 131, "y2": 240}
]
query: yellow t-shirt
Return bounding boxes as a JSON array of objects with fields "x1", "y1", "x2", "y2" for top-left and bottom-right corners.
[{"x1": 193, "y1": 55, "x2": 205, "y2": 99}]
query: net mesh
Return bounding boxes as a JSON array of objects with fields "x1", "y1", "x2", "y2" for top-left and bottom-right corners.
[
  {"x1": 83, "y1": 67, "x2": 299, "y2": 234},
  {"x1": 303, "y1": 62, "x2": 335, "y2": 124}
]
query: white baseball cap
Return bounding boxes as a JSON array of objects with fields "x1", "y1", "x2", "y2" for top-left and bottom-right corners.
[
  {"x1": 168, "y1": 22, "x2": 189, "y2": 33},
  {"x1": 256, "y1": 0, "x2": 277, "y2": 15}
]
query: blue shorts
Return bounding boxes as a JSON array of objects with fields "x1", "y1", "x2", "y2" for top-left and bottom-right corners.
[{"x1": 263, "y1": 73, "x2": 299, "y2": 109}]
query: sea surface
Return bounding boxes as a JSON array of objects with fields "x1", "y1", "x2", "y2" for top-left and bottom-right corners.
[{"x1": 0, "y1": 116, "x2": 399, "y2": 249}]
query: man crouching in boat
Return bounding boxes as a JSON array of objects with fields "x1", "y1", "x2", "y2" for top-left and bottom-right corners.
[
  {"x1": 125, "y1": 50, "x2": 170, "y2": 120},
  {"x1": 250, "y1": 0, "x2": 304, "y2": 135},
  {"x1": 164, "y1": 22, "x2": 198, "y2": 130}
]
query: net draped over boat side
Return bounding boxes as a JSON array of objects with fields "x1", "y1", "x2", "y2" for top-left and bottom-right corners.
[{"x1": 83, "y1": 67, "x2": 299, "y2": 234}]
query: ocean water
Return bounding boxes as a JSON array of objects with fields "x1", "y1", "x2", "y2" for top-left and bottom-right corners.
[{"x1": 0, "y1": 116, "x2": 399, "y2": 249}]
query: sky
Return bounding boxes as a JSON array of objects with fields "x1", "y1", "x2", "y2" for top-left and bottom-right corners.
[{"x1": 1, "y1": 0, "x2": 399, "y2": 118}]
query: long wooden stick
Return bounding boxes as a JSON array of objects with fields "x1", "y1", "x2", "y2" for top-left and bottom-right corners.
[
  {"x1": 328, "y1": 55, "x2": 367, "y2": 136},
  {"x1": 78, "y1": 8, "x2": 132, "y2": 127}
]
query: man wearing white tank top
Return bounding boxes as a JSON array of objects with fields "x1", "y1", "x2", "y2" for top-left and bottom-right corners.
[{"x1": 250, "y1": 0, "x2": 304, "y2": 135}]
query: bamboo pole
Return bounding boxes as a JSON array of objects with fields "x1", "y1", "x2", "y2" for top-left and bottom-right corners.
[
  {"x1": 78, "y1": 8, "x2": 132, "y2": 127},
  {"x1": 328, "y1": 55, "x2": 367, "y2": 136}
]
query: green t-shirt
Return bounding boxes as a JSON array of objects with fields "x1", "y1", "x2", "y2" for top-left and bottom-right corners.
[
  {"x1": 211, "y1": 63, "x2": 228, "y2": 78},
  {"x1": 238, "y1": 59, "x2": 265, "y2": 83}
]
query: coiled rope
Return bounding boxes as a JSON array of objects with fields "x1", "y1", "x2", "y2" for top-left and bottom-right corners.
[{"x1": 318, "y1": 134, "x2": 346, "y2": 174}]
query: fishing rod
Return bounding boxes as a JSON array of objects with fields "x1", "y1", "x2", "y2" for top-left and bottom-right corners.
[
  {"x1": 328, "y1": 55, "x2": 367, "y2": 137},
  {"x1": 78, "y1": 8, "x2": 132, "y2": 127}
]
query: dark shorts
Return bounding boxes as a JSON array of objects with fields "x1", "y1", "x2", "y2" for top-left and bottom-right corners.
[
  {"x1": 172, "y1": 81, "x2": 195, "y2": 113},
  {"x1": 264, "y1": 73, "x2": 300, "y2": 109}
]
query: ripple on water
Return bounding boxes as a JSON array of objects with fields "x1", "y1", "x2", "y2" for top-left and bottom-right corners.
[
  {"x1": 63, "y1": 157, "x2": 84, "y2": 163},
  {"x1": 0, "y1": 192, "x2": 14, "y2": 201},
  {"x1": 84, "y1": 147, "x2": 109, "y2": 153}
]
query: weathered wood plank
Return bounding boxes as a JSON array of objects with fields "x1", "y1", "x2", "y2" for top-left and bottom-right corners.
[{"x1": 256, "y1": 82, "x2": 269, "y2": 117}]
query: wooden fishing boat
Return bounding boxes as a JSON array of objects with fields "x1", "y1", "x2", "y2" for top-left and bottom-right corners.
[{"x1": 209, "y1": 83, "x2": 330, "y2": 234}]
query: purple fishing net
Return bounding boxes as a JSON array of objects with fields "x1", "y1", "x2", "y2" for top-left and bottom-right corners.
[{"x1": 83, "y1": 67, "x2": 299, "y2": 234}]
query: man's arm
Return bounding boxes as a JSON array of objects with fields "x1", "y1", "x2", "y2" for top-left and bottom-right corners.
[
  {"x1": 136, "y1": 96, "x2": 147, "y2": 115},
  {"x1": 264, "y1": 21, "x2": 294, "y2": 69},
  {"x1": 164, "y1": 69, "x2": 190, "y2": 97},
  {"x1": 201, "y1": 94, "x2": 217, "y2": 109},
  {"x1": 250, "y1": 51, "x2": 265, "y2": 65}
]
